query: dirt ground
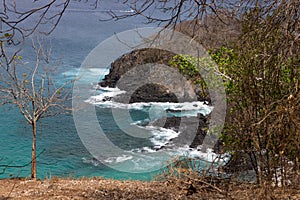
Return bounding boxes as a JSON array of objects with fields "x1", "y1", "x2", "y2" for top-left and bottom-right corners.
[{"x1": 0, "y1": 177, "x2": 299, "y2": 200}]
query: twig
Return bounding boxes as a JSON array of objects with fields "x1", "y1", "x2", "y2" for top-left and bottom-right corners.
[{"x1": 0, "y1": 149, "x2": 46, "y2": 174}]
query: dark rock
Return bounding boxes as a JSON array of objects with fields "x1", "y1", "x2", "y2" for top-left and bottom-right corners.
[
  {"x1": 98, "y1": 43, "x2": 216, "y2": 149},
  {"x1": 102, "y1": 96, "x2": 112, "y2": 102},
  {"x1": 99, "y1": 47, "x2": 210, "y2": 103},
  {"x1": 151, "y1": 114, "x2": 210, "y2": 148},
  {"x1": 129, "y1": 84, "x2": 178, "y2": 103},
  {"x1": 100, "y1": 48, "x2": 175, "y2": 88},
  {"x1": 189, "y1": 113, "x2": 209, "y2": 148},
  {"x1": 213, "y1": 139, "x2": 224, "y2": 154},
  {"x1": 223, "y1": 152, "x2": 255, "y2": 173}
]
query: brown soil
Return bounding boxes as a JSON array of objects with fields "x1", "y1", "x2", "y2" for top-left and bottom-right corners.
[{"x1": 0, "y1": 178, "x2": 299, "y2": 200}]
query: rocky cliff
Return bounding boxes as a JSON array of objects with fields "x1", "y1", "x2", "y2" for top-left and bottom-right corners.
[
  {"x1": 100, "y1": 48, "x2": 175, "y2": 88},
  {"x1": 96, "y1": 15, "x2": 238, "y2": 149},
  {"x1": 99, "y1": 47, "x2": 211, "y2": 149}
]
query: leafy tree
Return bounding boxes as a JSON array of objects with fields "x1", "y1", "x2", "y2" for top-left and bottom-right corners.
[
  {"x1": 220, "y1": 3, "x2": 300, "y2": 185},
  {"x1": 115, "y1": 0, "x2": 300, "y2": 186}
]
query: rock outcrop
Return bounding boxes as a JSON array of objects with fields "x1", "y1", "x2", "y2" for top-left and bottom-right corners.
[
  {"x1": 100, "y1": 48, "x2": 175, "y2": 88},
  {"x1": 129, "y1": 83, "x2": 178, "y2": 103},
  {"x1": 97, "y1": 18, "x2": 237, "y2": 149},
  {"x1": 99, "y1": 47, "x2": 212, "y2": 149}
]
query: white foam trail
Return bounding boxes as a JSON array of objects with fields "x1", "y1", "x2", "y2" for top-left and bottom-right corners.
[
  {"x1": 85, "y1": 91, "x2": 213, "y2": 117},
  {"x1": 96, "y1": 86, "x2": 124, "y2": 92},
  {"x1": 82, "y1": 157, "x2": 101, "y2": 166},
  {"x1": 84, "y1": 147, "x2": 229, "y2": 169},
  {"x1": 85, "y1": 87, "x2": 126, "y2": 104},
  {"x1": 170, "y1": 146, "x2": 230, "y2": 164},
  {"x1": 146, "y1": 126, "x2": 180, "y2": 149},
  {"x1": 104, "y1": 155, "x2": 133, "y2": 164},
  {"x1": 82, "y1": 87, "x2": 218, "y2": 168},
  {"x1": 130, "y1": 119, "x2": 149, "y2": 126},
  {"x1": 173, "y1": 146, "x2": 216, "y2": 162}
]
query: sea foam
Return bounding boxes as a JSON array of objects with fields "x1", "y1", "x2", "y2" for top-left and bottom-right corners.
[
  {"x1": 81, "y1": 85, "x2": 220, "y2": 170},
  {"x1": 85, "y1": 87, "x2": 213, "y2": 117}
]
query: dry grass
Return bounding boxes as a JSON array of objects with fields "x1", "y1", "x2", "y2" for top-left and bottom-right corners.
[{"x1": 0, "y1": 177, "x2": 299, "y2": 200}]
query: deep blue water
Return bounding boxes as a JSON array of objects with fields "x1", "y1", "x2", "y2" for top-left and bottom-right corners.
[{"x1": 0, "y1": 1, "x2": 216, "y2": 180}]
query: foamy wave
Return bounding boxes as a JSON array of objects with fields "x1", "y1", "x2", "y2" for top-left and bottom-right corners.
[
  {"x1": 104, "y1": 155, "x2": 133, "y2": 164},
  {"x1": 126, "y1": 125, "x2": 180, "y2": 150},
  {"x1": 83, "y1": 147, "x2": 229, "y2": 170},
  {"x1": 85, "y1": 87, "x2": 126, "y2": 104},
  {"x1": 82, "y1": 157, "x2": 102, "y2": 166},
  {"x1": 130, "y1": 119, "x2": 150, "y2": 126},
  {"x1": 145, "y1": 126, "x2": 180, "y2": 149},
  {"x1": 85, "y1": 91, "x2": 213, "y2": 117},
  {"x1": 82, "y1": 86, "x2": 219, "y2": 169},
  {"x1": 173, "y1": 146, "x2": 218, "y2": 162},
  {"x1": 96, "y1": 86, "x2": 124, "y2": 92}
]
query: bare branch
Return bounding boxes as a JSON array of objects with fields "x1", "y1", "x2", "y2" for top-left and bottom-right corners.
[
  {"x1": 0, "y1": 34, "x2": 74, "y2": 179},
  {"x1": 0, "y1": 149, "x2": 46, "y2": 175}
]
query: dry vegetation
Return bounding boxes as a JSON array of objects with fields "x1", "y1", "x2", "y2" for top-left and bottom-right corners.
[
  {"x1": 1, "y1": 1, "x2": 299, "y2": 199},
  {"x1": 0, "y1": 177, "x2": 299, "y2": 200}
]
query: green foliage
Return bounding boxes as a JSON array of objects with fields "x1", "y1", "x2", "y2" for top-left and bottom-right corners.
[
  {"x1": 169, "y1": 54, "x2": 208, "y2": 99},
  {"x1": 208, "y1": 47, "x2": 239, "y2": 96},
  {"x1": 170, "y1": 10, "x2": 299, "y2": 184},
  {"x1": 169, "y1": 47, "x2": 240, "y2": 100},
  {"x1": 169, "y1": 54, "x2": 199, "y2": 77},
  {"x1": 1, "y1": 33, "x2": 13, "y2": 39},
  {"x1": 208, "y1": 46, "x2": 235, "y2": 72},
  {"x1": 212, "y1": 6, "x2": 300, "y2": 185}
]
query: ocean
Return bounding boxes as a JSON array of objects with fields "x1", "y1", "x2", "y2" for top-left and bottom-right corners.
[{"x1": 0, "y1": 1, "x2": 220, "y2": 180}]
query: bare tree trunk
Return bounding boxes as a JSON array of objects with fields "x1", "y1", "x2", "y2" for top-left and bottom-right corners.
[{"x1": 31, "y1": 121, "x2": 37, "y2": 180}]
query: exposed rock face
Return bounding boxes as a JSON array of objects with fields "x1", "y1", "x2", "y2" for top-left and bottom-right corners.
[
  {"x1": 129, "y1": 84, "x2": 178, "y2": 103},
  {"x1": 100, "y1": 47, "x2": 201, "y2": 103},
  {"x1": 112, "y1": 63, "x2": 198, "y2": 103},
  {"x1": 97, "y1": 18, "x2": 243, "y2": 172},
  {"x1": 98, "y1": 37, "x2": 215, "y2": 150},
  {"x1": 100, "y1": 48, "x2": 175, "y2": 88}
]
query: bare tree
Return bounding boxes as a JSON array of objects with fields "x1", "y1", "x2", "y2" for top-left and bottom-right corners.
[
  {"x1": 0, "y1": 0, "x2": 102, "y2": 180},
  {"x1": 0, "y1": 0, "x2": 72, "y2": 64},
  {"x1": 104, "y1": 0, "x2": 297, "y2": 48},
  {"x1": 0, "y1": 36, "x2": 72, "y2": 180},
  {"x1": 105, "y1": 1, "x2": 248, "y2": 30}
]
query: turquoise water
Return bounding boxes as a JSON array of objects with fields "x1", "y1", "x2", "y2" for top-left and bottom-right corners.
[
  {"x1": 0, "y1": 2, "x2": 216, "y2": 180},
  {"x1": 0, "y1": 105, "x2": 158, "y2": 180},
  {"x1": 0, "y1": 2, "x2": 157, "y2": 180}
]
